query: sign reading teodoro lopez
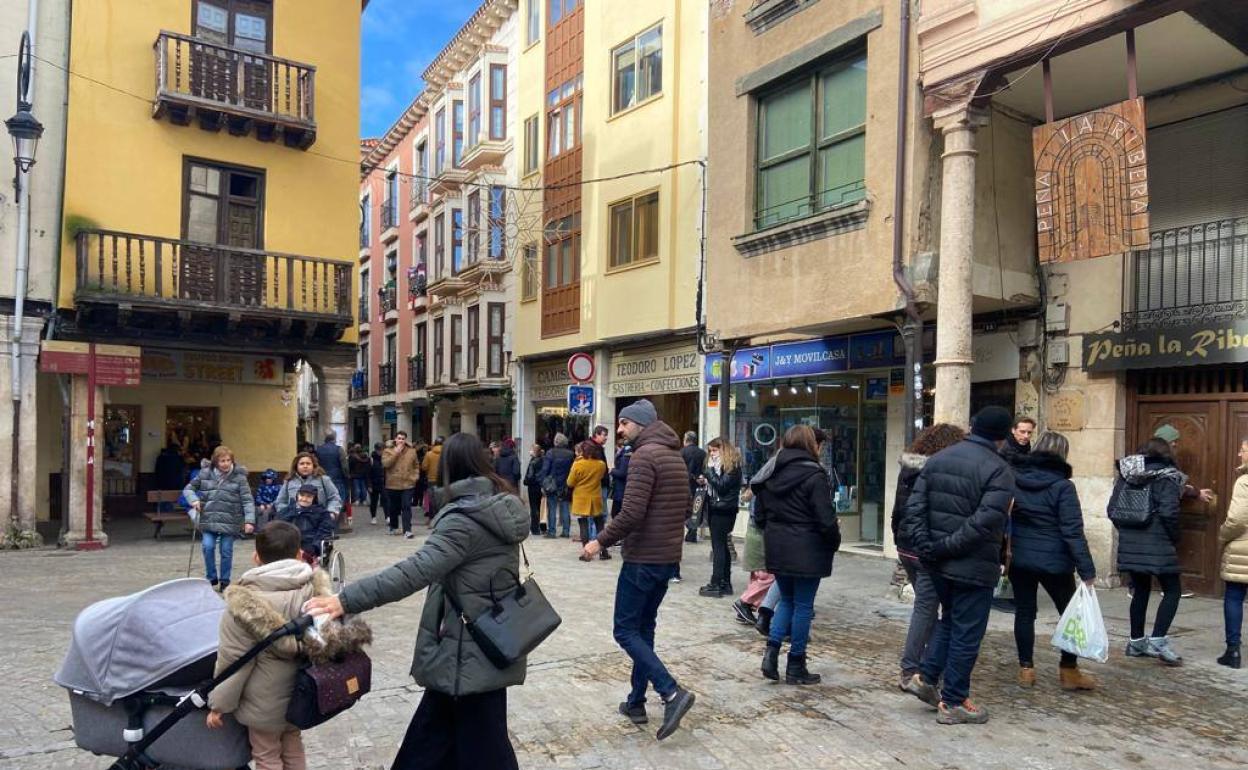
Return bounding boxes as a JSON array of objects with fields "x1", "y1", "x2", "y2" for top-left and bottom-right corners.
[
  {"x1": 1083, "y1": 320, "x2": 1248, "y2": 372},
  {"x1": 608, "y1": 345, "x2": 700, "y2": 398}
]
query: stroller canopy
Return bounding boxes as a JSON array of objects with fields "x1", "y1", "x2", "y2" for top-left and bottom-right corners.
[{"x1": 55, "y1": 579, "x2": 224, "y2": 706}]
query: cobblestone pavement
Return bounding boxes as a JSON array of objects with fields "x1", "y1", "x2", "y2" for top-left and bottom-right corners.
[{"x1": 3, "y1": 518, "x2": 1247, "y2": 769}]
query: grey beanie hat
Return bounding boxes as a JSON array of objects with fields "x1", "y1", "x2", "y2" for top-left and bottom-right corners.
[{"x1": 619, "y1": 398, "x2": 658, "y2": 427}]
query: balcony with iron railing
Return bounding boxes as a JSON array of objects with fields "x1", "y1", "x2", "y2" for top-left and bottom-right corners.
[
  {"x1": 378, "y1": 361, "x2": 396, "y2": 395},
  {"x1": 350, "y1": 369, "x2": 368, "y2": 401},
  {"x1": 380, "y1": 199, "x2": 400, "y2": 242},
  {"x1": 407, "y1": 353, "x2": 427, "y2": 391},
  {"x1": 74, "y1": 229, "x2": 352, "y2": 342},
  {"x1": 409, "y1": 178, "x2": 431, "y2": 222},
  {"x1": 378, "y1": 285, "x2": 398, "y2": 322},
  {"x1": 153, "y1": 30, "x2": 316, "y2": 148},
  {"x1": 1122, "y1": 218, "x2": 1248, "y2": 331}
]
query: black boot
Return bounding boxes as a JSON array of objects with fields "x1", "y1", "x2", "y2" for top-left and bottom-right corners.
[
  {"x1": 755, "y1": 606, "x2": 773, "y2": 638},
  {"x1": 698, "y1": 583, "x2": 724, "y2": 598},
  {"x1": 1218, "y1": 645, "x2": 1242, "y2": 669},
  {"x1": 761, "y1": 643, "x2": 780, "y2": 681},
  {"x1": 719, "y1": 581, "x2": 734, "y2": 596},
  {"x1": 785, "y1": 654, "x2": 821, "y2": 685}
]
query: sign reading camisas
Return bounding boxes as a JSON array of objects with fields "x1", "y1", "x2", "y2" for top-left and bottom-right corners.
[
  {"x1": 608, "y1": 345, "x2": 700, "y2": 398},
  {"x1": 1033, "y1": 97, "x2": 1149, "y2": 263},
  {"x1": 1084, "y1": 321, "x2": 1248, "y2": 372}
]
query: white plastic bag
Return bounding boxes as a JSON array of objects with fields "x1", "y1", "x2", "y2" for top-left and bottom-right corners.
[{"x1": 1051, "y1": 583, "x2": 1109, "y2": 663}]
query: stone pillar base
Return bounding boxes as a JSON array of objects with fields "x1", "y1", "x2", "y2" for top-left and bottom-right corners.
[{"x1": 60, "y1": 527, "x2": 110, "y2": 549}]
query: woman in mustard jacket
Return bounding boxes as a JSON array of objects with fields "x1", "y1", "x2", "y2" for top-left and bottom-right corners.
[
  {"x1": 1218, "y1": 439, "x2": 1248, "y2": 669},
  {"x1": 567, "y1": 440, "x2": 607, "y2": 556}
]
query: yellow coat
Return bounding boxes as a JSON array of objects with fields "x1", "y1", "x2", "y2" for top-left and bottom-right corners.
[
  {"x1": 1220, "y1": 468, "x2": 1248, "y2": 584},
  {"x1": 565, "y1": 457, "x2": 606, "y2": 517}
]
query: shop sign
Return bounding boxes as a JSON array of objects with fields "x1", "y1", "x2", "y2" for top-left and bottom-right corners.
[
  {"x1": 530, "y1": 360, "x2": 573, "y2": 402},
  {"x1": 1083, "y1": 320, "x2": 1248, "y2": 372},
  {"x1": 705, "y1": 346, "x2": 771, "y2": 383},
  {"x1": 608, "y1": 345, "x2": 701, "y2": 398},
  {"x1": 1033, "y1": 97, "x2": 1149, "y2": 263},
  {"x1": 384, "y1": 406, "x2": 398, "y2": 424},
  {"x1": 771, "y1": 337, "x2": 847, "y2": 377},
  {"x1": 141, "y1": 349, "x2": 284, "y2": 386},
  {"x1": 848, "y1": 331, "x2": 904, "y2": 370},
  {"x1": 40, "y1": 341, "x2": 142, "y2": 386},
  {"x1": 568, "y1": 384, "x2": 594, "y2": 415}
]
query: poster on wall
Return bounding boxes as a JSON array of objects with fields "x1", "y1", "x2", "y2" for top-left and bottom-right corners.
[
  {"x1": 141, "y1": 350, "x2": 285, "y2": 386},
  {"x1": 1033, "y1": 97, "x2": 1149, "y2": 263}
]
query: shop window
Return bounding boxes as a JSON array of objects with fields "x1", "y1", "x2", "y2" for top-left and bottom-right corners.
[
  {"x1": 166, "y1": 406, "x2": 221, "y2": 468},
  {"x1": 755, "y1": 52, "x2": 866, "y2": 230}
]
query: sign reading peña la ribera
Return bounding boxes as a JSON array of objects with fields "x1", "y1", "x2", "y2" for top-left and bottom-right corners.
[{"x1": 1083, "y1": 320, "x2": 1248, "y2": 372}]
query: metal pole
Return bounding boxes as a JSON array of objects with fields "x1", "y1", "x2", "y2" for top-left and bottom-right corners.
[
  {"x1": 718, "y1": 344, "x2": 736, "y2": 442},
  {"x1": 82, "y1": 344, "x2": 100, "y2": 548},
  {"x1": 891, "y1": 0, "x2": 922, "y2": 446}
]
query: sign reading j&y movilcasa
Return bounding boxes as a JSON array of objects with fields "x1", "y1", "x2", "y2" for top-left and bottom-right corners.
[
  {"x1": 1083, "y1": 320, "x2": 1248, "y2": 372},
  {"x1": 1033, "y1": 97, "x2": 1150, "y2": 263}
]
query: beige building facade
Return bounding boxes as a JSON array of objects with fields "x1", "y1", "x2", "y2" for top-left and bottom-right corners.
[{"x1": 917, "y1": 0, "x2": 1248, "y2": 593}]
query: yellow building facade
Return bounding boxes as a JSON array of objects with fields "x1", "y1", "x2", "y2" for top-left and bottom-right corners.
[
  {"x1": 513, "y1": 0, "x2": 707, "y2": 446},
  {"x1": 42, "y1": 0, "x2": 362, "y2": 544}
]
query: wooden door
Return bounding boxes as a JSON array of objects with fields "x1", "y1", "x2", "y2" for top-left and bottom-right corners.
[{"x1": 1135, "y1": 401, "x2": 1222, "y2": 594}]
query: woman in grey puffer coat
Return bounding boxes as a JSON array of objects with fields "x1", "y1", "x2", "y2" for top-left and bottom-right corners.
[
  {"x1": 305, "y1": 433, "x2": 530, "y2": 770},
  {"x1": 182, "y1": 446, "x2": 255, "y2": 590}
]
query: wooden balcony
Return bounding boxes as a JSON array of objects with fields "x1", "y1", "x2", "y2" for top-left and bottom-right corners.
[
  {"x1": 154, "y1": 31, "x2": 316, "y2": 149},
  {"x1": 74, "y1": 229, "x2": 351, "y2": 347},
  {"x1": 460, "y1": 136, "x2": 509, "y2": 173}
]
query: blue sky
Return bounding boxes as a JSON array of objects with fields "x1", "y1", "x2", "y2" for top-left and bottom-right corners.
[{"x1": 360, "y1": 0, "x2": 481, "y2": 138}]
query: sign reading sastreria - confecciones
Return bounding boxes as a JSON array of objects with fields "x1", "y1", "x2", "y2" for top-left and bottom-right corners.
[
  {"x1": 1033, "y1": 97, "x2": 1149, "y2": 263},
  {"x1": 1083, "y1": 320, "x2": 1248, "y2": 372}
]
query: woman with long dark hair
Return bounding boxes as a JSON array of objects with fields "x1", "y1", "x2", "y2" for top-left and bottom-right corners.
[
  {"x1": 891, "y1": 423, "x2": 964, "y2": 690},
  {"x1": 699, "y1": 437, "x2": 744, "y2": 598},
  {"x1": 753, "y1": 425, "x2": 840, "y2": 685},
  {"x1": 1111, "y1": 436, "x2": 1186, "y2": 666},
  {"x1": 305, "y1": 433, "x2": 529, "y2": 769}
]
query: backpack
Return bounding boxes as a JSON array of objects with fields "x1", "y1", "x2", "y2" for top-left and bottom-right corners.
[{"x1": 1107, "y1": 478, "x2": 1152, "y2": 528}]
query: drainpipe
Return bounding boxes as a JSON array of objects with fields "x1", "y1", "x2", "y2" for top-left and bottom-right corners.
[{"x1": 891, "y1": 0, "x2": 923, "y2": 446}]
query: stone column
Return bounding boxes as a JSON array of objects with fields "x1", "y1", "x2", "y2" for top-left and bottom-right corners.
[
  {"x1": 459, "y1": 402, "x2": 479, "y2": 436},
  {"x1": 0, "y1": 318, "x2": 44, "y2": 545},
  {"x1": 368, "y1": 405, "x2": 384, "y2": 449},
  {"x1": 397, "y1": 402, "x2": 414, "y2": 439},
  {"x1": 432, "y1": 404, "x2": 453, "y2": 440},
  {"x1": 62, "y1": 373, "x2": 108, "y2": 548},
  {"x1": 316, "y1": 365, "x2": 353, "y2": 444},
  {"x1": 932, "y1": 107, "x2": 988, "y2": 427}
]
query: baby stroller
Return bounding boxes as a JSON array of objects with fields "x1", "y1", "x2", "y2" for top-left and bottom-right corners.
[{"x1": 54, "y1": 578, "x2": 311, "y2": 770}]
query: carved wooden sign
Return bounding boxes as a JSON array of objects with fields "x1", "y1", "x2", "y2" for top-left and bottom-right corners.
[{"x1": 1033, "y1": 97, "x2": 1149, "y2": 263}]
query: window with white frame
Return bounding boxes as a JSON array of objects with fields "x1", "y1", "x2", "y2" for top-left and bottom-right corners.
[
  {"x1": 612, "y1": 25, "x2": 662, "y2": 114},
  {"x1": 489, "y1": 65, "x2": 506, "y2": 140},
  {"x1": 435, "y1": 107, "x2": 446, "y2": 174},
  {"x1": 468, "y1": 72, "x2": 482, "y2": 148},
  {"x1": 527, "y1": 0, "x2": 540, "y2": 45},
  {"x1": 547, "y1": 76, "x2": 582, "y2": 159}
]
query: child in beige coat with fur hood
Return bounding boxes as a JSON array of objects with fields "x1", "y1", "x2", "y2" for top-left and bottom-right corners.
[{"x1": 206, "y1": 521, "x2": 370, "y2": 770}]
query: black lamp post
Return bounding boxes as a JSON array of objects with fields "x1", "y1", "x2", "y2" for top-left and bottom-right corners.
[{"x1": 6, "y1": 32, "x2": 42, "y2": 177}]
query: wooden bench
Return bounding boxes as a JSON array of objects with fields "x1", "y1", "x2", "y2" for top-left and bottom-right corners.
[{"x1": 144, "y1": 491, "x2": 191, "y2": 539}]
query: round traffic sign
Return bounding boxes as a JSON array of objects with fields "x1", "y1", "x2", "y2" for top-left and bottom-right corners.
[{"x1": 567, "y1": 352, "x2": 595, "y2": 383}]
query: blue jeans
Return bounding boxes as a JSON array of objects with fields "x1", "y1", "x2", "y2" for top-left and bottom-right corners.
[
  {"x1": 614, "y1": 562, "x2": 679, "y2": 706},
  {"x1": 1225, "y1": 581, "x2": 1247, "y2": 647},
  {"x1": 768, "y1": 575, "x2": 821, "y2": 657},
  {"x1": 920, "y1": 572, "x2": 994, "y2": 707},
  {"x1": 546, "y1": 495, "x2": 570, "y2": 536},
  {"x1": 202, "y1": 531, "x2": 235, "y2": 584},
  {"x1": 352, "y1": 478, "x2": 369, "y2": 504}
]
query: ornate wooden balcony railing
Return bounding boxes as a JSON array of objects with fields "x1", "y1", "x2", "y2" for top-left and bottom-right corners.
[
  {"x1": 75, "y1": 229, "x2": 352, "y2": 322},
  {"x1": 154, "y1": 30, "x2": 316, "y2": 148}
]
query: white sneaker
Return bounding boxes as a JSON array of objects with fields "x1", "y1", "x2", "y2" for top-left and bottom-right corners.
[
  {"x1": 370, "y1": 517, "x2": 377, "y2": 526},
  {"x1": 404, "y1": 531, "x2": 414, "y2": 540}
]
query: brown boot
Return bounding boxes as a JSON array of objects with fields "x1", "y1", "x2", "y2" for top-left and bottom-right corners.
[
  {"x1": 1059, "y1": 666, "x2": 1097, "y2": 691},
  {"x1": 1018, "y1": 666, "x2": 1036, "y2": 688}
]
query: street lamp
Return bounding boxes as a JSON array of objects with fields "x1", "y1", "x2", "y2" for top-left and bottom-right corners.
[{"x1": 6, "y1": 32, "x2": 42, "y2": 175}]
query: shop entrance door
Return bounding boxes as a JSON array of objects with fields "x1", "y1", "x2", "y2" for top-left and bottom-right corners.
[
  {"x1": 1133, "y1": 401, "x2": 1223, "y2": 595},
  {"x1": 103, "y1": 405, "x2": 142, "y2": 516},
  {"x1": 167, "y1": 407, "x2": 222, "y2": 469}
]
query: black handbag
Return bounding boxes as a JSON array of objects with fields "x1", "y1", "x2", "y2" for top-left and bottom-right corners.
[
  {"x1": 443, "y1": 545, "x2": 562, "y2": 670},
  {"x1": 1108, "y1": 481, "x2": 1153, "y2": 528},
  {"x1": 285, "y1": 649, "x2": 372, "y2": 729}
]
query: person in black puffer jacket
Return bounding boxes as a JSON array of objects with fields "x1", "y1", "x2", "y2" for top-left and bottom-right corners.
[
  {"x1": 1111, "y1": 437, "x2": 1186, "y2": 665},
  {"x1": 1007, "y1": 431, "x2": 1097, "y2": 692},
  {"x1": 698, "y1": 437, "x2": 744, "y2": 599},
  {"x1": 891, "y1": 423, "x2": 965, "y2": 690},
  {"x1": 900, "y1": 406, "x2": 1013, "y2": 725},
  {"x1": 754, "y1": 425, "x2": 839, "y2": 686},
  {"x1": 368, "y1": 443, "x2": 385, "y2": 523}
]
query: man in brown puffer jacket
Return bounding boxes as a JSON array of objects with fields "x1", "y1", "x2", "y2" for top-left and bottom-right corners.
[{"x1": 582, "y1": 399, "x2": 694, "y2": 741}]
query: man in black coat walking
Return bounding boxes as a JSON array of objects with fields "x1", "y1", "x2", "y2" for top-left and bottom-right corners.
[
  {"x1": 681, "y1": 431, "x2": 706, "y2": 545},
  {"x1": 900, "y1": 406, "x2": 1014, "y2": 725}
]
